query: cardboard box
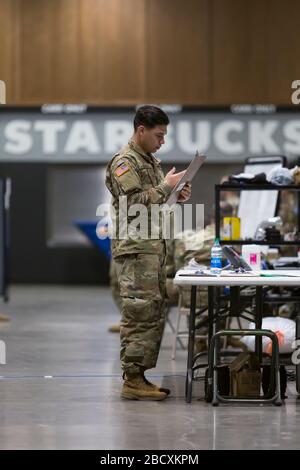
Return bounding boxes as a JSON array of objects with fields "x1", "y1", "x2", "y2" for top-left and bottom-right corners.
[
  {"x1": 231, "y1": 369, "x2": 261, "y2": 397},
  {"x1": 229, "y1": 352, "x2": 261, "y2": 397}
]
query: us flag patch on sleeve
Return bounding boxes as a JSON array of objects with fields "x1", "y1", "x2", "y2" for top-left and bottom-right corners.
[{"x1": 115, "y1": 163, "x2": 130, "y2": 177}]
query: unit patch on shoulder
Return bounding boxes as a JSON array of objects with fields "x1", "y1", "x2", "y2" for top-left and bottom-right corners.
[{"x1": 115, "y1": 163, "x2": 130, "y2": 177}]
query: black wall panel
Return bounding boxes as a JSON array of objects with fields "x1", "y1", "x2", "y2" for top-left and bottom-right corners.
[{"x1": 0, "y1": 163, "x2": 109, "y2": 284}]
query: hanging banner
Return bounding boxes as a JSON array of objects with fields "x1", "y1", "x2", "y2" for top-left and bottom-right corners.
[{"x1": 0, "y1": 105, "x2": 299, "y2": 163}]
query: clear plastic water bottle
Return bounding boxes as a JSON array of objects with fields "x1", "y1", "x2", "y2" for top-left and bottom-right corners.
[{"x1": 210, "y1": 238, "x2": 222, "y2": 275}]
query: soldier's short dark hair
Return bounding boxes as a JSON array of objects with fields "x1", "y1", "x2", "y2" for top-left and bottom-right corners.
[{"x1": 134, "y1": 105, "x2": 169, "y2": 130}]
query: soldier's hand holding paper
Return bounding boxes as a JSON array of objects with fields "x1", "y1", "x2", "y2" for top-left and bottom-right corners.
[{"x1": 178, "y1": 181, "x2": 192, "y2": 202}]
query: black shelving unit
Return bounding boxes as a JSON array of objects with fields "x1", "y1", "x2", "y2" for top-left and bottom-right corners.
[
  {"x1": 215, "y1": 182, "x2": 300, "y2": 393},
  {"x1": 215, "y1": 183, "x2": 300, "y2": 246}
]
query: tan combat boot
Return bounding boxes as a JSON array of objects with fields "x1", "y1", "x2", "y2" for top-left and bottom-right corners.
[
  {"x1": 121, "y1": 372, "x2": 167, "y2": 401},
  {"x1": 0, "y1": 315, "x2": 10, "y2": 322},
  {"x1": 142, "y1": 374, "x2": 171, "y2": 396}
]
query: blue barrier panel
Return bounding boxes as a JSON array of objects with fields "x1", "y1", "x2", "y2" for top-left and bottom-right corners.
[{"x1": 74, "y1": 221, "x2": 111, "y2": 260}]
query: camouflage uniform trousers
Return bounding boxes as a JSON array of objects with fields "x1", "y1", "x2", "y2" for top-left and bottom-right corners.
[
  {"x1": 114, "y1": 244, "x2": 167, "y2": 375},
  {"x1": 109, "y1": 258, "x2": 122, "y2": 311}
]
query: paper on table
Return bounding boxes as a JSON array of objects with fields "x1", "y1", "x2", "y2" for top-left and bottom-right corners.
[
  {"x1": 178, "y1": 269, "x2": 218, "y2": 277},
  {"x1": 220, "y1": 271, "x2": 258, "y2": 277},
  {"x1": 165, "y1": 152, "x2": 207, "y2": 206},
  {"x1": 180, "y1": 269, "x2": 205, "y2": 275}
]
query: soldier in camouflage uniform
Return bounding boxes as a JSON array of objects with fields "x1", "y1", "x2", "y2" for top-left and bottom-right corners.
[
  {"x1": 165, "y1": 237, "x2": 179, "y2": 306},
  {"x1": 105, "y1": 105, "x2": 191, "y2": 400},
  {"x1": 108, "y1": 258, "x2": 122, "y2": 333},
  {"x1": 109, "y1": 227, "x2": 178, "y2": 333}
]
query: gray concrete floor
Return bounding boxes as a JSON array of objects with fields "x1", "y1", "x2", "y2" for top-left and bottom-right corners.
[{"x1": 0, "y1": 285, "x2": 300, "y2": 450}]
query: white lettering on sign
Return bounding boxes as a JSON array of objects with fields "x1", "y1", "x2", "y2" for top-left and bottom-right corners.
[
  {"x1": 249, "y1": 121, "x2": 279, "y2": 153},
  {"x1": 64, "y1": 121, "x2": 101, "y2": 154},
  {"x1": 214, "y1": 120, "x2": 244, "y2": 154},
  {"x1": 177, "y1": 121, "x2": 210, "y2": 153},
  {"x1": 4, "y1": 120, "x2": 33, "y2": 154},
  {"x1": 1, "y1": 116, "x2": 300, "y2": 161},
  {"x1": 283, "y1": 120, "x2": 300, "y2": 154},
  {"x1": 104, "y1": 121, "x2": 132, "y2": 153},
  {"x1": 34, "y1": 120, "x2": 66, "y2": 154}
]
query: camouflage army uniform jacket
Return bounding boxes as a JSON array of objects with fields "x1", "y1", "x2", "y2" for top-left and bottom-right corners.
[{"x1": 105, "y1": 140, "x2": 172, "y2": 258}]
